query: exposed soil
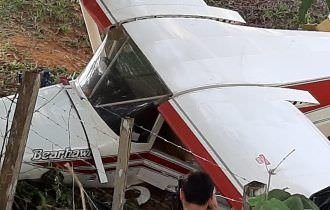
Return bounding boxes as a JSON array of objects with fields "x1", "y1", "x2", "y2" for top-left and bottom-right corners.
[
  {"x1": 0, "y1": 2, "x2": 93, "y2": 69},
  {"x1": 0, "y1": 0, "x2": 93, "y2": 95},
  {"x1": 9, "y1": 34, "x2": 90, "y2": 72},
  {"x1": 0, "y1": 17, "x2": 91, "y2": 72}
]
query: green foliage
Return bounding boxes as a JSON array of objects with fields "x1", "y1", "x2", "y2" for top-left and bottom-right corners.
[
  {"x1": 260, "y1": 2, "x2": 300, "y2": 29},
  {"x1": 298, "y1": 0, "x2": 314, "y2": 23},
  {"x1": 255, "y1": 198, "x2": 290, "y2": 210},
  {"x1": 327, "y1": 0, "x2": 330, "y2": 10},
  {"x1": 284, "y1": 196, "x2": 304, "y2": 210},
  {"x1": 249, "y1": 189, "x2": 319, "y2": 210},
  {"x1": 268, "y1": 189, "x2": 291, "y2": 201},
  {"x1": 291, "y1": 194, "x2": 320, "y2": 209},
  {"x1": 14, "y1": 169, "x2": 74, "y2": 209},
  {"x1": 0, "y1": 0, "x2": 84, "y2": 35},
  {"x1": 13, "y1": 169, "x2": 143, "y2": 209},
  {"x1": 299, "y1": 0, "x2": 330, "y2": 23}
]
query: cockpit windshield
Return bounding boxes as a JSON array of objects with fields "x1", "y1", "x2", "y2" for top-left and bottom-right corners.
[
  {"x1": 78, "y1": 27, "x2": 170, "y2": 108},
  {"x1": 77, "y1": 26, "x2": 171, "y2": 135}
]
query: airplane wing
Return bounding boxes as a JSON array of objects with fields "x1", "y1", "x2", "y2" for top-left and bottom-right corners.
[
  {"x1": 82, "y1": 0, "x2": 330, "y2": 93},
  {"x1": 122, "y1": 18, "x2": 330, "y2": 94},
  {"x1": 81, "y1": 0, "x2": 245, "y2": 31},
  {"x1": 159, "y1": 87, "x2": 330, "y2": 209}
]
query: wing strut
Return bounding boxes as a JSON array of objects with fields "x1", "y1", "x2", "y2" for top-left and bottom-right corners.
[
  {"x1": 65, "y1": 87, "x2": 108, "y2": 184},
  {"x1": 79, "y1": 0, "x2": 102, "y2": 53}
]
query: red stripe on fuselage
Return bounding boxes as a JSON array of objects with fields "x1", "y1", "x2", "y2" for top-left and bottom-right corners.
[
  {"x1": 158, "y1": 102, "x2": 242, "y2": 210},
  {"x1": 32, "y1": 152, "x2": 191, "y2": 175},
  {"x1": 69, "y1": 164, "x2": 179, "y2": 179},
  {"x1": 141, "y1": 152, "x2": 190, "y2": 174},
  {"x1": 82, "y1": 0, "x2": 111, "y2": 31},
  {"x1": 286, "y1": 79, "x2": 330, "y2": 113}
]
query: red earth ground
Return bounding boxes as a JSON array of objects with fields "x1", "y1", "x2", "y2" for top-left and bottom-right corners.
[{"x1": 9, "y1": 34, "x2": 91, "y2": 72}]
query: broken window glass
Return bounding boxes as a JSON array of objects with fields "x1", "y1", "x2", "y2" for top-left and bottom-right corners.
[
  {"x1": 78, "y1": 28, "x2": 128, "y2": 97},
  {"x1": 88, "y1": 40, "x2": 169, "y2": 107},
  {"x1": 78, "y1": 26, "x2": 171, "y2": 136}
]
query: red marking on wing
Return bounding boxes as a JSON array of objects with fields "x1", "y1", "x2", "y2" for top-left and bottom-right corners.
[
  {"x1": 158, "y1": 101, "x2": 242, "y2": 210},
  {"x1": 256, "y1": 154, "x2": 271, "y2": 165},
  {"x1": 287, "y1": 79, "x2": 330, "y2": 113}
]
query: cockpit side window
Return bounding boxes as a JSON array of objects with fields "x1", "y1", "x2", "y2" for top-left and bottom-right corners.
[
  {"x1": 89, "y1": 40, "x2": 169, "y2": 107},
  {"x1": 79, "y1": 26, "x2": 170, "y2": 107},
  {"x1": 78, "y1": 26, "x2": 171, "y2": 137},
  {"x1": 78, "y1": 27, "x2": 128, "y2": 98}
]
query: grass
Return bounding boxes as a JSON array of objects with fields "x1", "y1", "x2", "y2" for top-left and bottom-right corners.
[
  {"x1": 0, "y1": 0, "x2": 90, "y2": 52},
  {"x1": 0, "y1": 0, "x2": 88, "y2": 97},
  {"x1": 0, "y1": 0, "x2": 84, "y2": 36},
  {"x1": 0, "y1": 41, "x2": 18, "y2": 62},
  {"x1": 0, "y1": 21, "x2": 72, "y2": 96},
  {"x1": 2, "y1": 42, "x2": 17, "y2": 53},
  {"x1": 206, "y1": 0, "x2": 328, "y2": 29},
  {"x1": 256, "y1": 1, "x2": 326, "y2": 29},
  {"x1": 261, "y1": 2, "x2": 300, "y2": 29}
]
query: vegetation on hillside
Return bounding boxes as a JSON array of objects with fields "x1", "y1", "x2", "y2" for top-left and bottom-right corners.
[
  {"x1": 0, "y1": 0, "x2": 85, "y2": 37},
  {"x1": 299, "y1": 0, "x2": 330, "y2": 22},
  {"x1": 206, "y1": 0, "x2": 329, "y2": 29},
  {"x1": 0, "y1": 0, "x2": 91, "y2": 96}
]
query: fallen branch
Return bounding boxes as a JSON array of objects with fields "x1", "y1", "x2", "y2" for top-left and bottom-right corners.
[{"x1": 64, "y1": 163, "x2": 86, "y2": 210}]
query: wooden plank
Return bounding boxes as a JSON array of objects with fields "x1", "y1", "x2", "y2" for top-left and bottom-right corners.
[
  {"x1": 0, "y1": 72, "x2": 40, "y2": 210},
  {"x1": 112, "y1": 118, "x2": 134, "y2": 210}
]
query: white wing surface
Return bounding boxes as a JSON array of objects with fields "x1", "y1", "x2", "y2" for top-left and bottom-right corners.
[
  {"x1": 96, "y1": 0, "x2": 244, "y2": 23},
  {"x1": 167, "y1": 87, "x2": 330, "y2": 196},
  {"x1": 123, "y1": 18, "x2": 330, "y2": 94}
]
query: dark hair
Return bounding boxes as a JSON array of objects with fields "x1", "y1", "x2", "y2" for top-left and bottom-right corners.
[{"x1": 181, "y1": 171, "x2": 215, "y2": 205}]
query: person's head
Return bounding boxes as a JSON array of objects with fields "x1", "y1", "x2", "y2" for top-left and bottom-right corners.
[{"x1": 180, "y1": 171, "x2": 215, "y2": 208}]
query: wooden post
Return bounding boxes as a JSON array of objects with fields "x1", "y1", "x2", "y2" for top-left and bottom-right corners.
[
  {"x1": 0, "y1": 72, "x2": 40, "y2": 210},
  {"x1": 112, "y1": 118, "x2": 134, "y2": 210}
]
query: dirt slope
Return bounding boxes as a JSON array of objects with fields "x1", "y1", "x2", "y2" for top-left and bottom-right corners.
[{"x1": 0, "y1": 0, "x2": 92, "y2": 95}]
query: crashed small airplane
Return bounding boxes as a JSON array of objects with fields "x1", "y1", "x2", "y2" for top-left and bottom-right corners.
[{"x1": 1, "y1": 0, "x2": 330, "y2": 209}]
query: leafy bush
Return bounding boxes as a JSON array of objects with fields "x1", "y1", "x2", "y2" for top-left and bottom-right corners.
[
  {"x1": 14, "y1": 169, "x2": 74, "y2": 209},
  {"x1": 249, "y1": 189, "x2": 319, "y2": 210},
  {"x1": 299, "y1": 0, "x2": 330, "y2": 23}
]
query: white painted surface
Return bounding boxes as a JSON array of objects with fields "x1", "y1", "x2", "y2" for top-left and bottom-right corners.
[
  {"x1": 98, "y1": 0, "x2": 207, "y2": 12},
  {"x1": 127, "y1": 186, "x2": 151, "y2": 205},
  {"x1": 97, "y1": 0, "x2": 245, "y2": 23},
  {"x1": 123, "y1": 18, "x2": 330, "y2": 94},
  {"x1": 170, "y1": 87, "x2": 330, "y2": 196},
  {"x1": 177, "y1": 86, "x2": 319, "y2": 105},
  {"x1": 66, "y1": 85, "x2": 109, "y2": 183},
  {"x1": 0, "y1": 84, "x2": 194, "y2": 190},
  {"x1": 136, "y1": 168, "x2": 177, "y2": 191},
  {"x1": 0, "y1": 84, "x2": 117, "y2": 180}
]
